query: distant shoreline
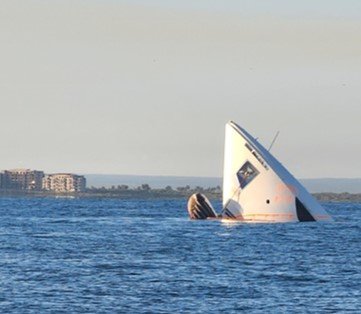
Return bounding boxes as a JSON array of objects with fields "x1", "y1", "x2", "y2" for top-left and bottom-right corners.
[
  {"x1": 84, "y1": 175, "x2": 361, "y2": 194},
  {"x1": 0, "y1": 189, "x2": 361, "y2": 203}
]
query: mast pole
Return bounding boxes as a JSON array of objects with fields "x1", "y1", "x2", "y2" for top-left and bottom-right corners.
[{"x1": 268, "y1": 131, "x2": 280, "y2": 151}]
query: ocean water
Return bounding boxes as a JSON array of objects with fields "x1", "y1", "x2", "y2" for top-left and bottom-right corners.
[{"x1": 0, "y1": 198, "x2": 359, "y2": 313}]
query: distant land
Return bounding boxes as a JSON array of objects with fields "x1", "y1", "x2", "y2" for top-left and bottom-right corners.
[
  {"x1": 85, "y1": 174, "x2": 221, "y2": 190},
  {"x1": 84, "y1": 175, "x2": 361, "y2": 194}
]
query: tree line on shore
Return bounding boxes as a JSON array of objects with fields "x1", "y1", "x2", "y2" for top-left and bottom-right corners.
[
  {"x1": 85, "y1": 185, "x2": 361, "y2": 202},
  {"x1": 87, "y1": 184, "x2": 221, "y2": 193},
  {"x1": 85, "y1": 184, "x2": 222, "y2": 199},
  {"x1": 0, "y1": 184, "x2": 361, "y2": 202}
]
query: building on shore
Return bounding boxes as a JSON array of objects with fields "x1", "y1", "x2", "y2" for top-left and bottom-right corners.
[
  {"x1": 0, "y1": 172, "x2": 4, "y2": 189},
  {"x1": 3, "y1": 169, "x2": 44, "y2": 190},
  {"x1": 42, "y1": 173, "x2": 86, "y2": 193}
]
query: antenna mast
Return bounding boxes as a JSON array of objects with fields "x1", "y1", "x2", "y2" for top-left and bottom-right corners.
[{"x1": 268, "y1": 131, "x2": 280, "y2": 151}]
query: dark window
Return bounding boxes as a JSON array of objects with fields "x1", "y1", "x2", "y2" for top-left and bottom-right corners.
[{"x1": 237, "y1": 161, "x2": 259, "y2": 189}]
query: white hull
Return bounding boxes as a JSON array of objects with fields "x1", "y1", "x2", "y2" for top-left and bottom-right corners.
[{"x1": 187, "y1": 121, "x2": 332, "y2": 223}]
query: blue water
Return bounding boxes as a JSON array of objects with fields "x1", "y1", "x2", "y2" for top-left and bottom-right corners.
[{"x1": 0, "y1": 198, "x2": 360, "y2": 313}]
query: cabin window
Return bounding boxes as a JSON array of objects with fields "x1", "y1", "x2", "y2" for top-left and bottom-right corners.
[{"x1": 237, "y1": 161, "x2": 259, "y2": 189}]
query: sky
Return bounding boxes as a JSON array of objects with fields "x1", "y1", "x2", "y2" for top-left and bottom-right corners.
[{"x1": 1, "y1": 0, "x2": 360, "y2": 178}]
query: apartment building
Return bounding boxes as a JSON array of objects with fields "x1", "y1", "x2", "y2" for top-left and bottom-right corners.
[
  {"x1": 0, "y1": 172, "x2": 4, "y2": 189},
  {"x1": 3, "y1": 169, "x2": 44, "y2": 190},
  {"x1": 43, "y1": 173, "x2": 86, "y2": 193}
]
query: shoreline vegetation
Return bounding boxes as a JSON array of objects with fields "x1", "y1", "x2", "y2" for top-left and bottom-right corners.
[{"x1": 0, "y1": 185, "x2": 361, "y2": 202}]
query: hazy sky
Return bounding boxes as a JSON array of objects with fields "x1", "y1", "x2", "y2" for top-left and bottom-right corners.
[{"x1": 1, "y1": 0, "x2": 360, "y2": 178}]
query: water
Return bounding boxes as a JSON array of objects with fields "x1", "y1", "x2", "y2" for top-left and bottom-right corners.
[{"x1": 0, "y1": 197, "x2": 360, "y2": 313}]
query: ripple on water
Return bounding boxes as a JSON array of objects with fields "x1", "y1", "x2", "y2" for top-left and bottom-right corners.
[{"x1": 0, "y1": 198, "x2": 360, "y2": 313}]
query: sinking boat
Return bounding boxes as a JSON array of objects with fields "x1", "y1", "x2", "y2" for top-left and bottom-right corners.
[{"x1": 188, "y1": 121, "x2": 332, "y2": 223}]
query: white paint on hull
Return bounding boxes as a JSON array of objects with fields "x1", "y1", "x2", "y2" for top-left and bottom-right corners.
[{"x1": 221, "y1": 121, "x2": 332, "y2": 222}]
